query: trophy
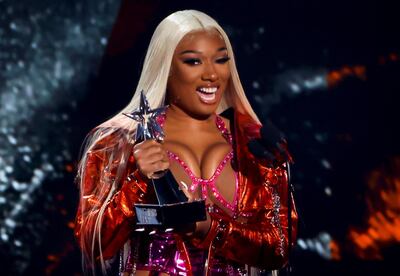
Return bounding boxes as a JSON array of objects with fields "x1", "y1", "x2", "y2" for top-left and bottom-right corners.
[{"x1": 123, "y1": 91, "x2": 206, "y2": 227}]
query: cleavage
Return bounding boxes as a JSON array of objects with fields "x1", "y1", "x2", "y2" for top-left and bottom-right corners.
[{"x1": 165, "y1": 139, "x2": 231, "y2": 180}]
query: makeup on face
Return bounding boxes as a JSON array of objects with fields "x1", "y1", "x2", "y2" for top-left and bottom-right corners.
[{"x1": 167, "y1": 29, "x2": 231, "y2": 118}]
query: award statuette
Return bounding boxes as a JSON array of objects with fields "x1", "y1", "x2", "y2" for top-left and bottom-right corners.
[{"x1": 123, "y1": 91, "x2": 206, "y2": 227}]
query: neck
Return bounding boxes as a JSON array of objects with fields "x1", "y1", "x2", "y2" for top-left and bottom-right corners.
[{"x1": 165, "y1": 105, "x2": 216, "y2": 130}]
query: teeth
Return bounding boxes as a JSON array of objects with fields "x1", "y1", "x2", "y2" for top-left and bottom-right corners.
[
  {"x1": 198, "y1": 87, "x2": 218, "y2": 93},
  {"x1": 198, "y1": 92, "x2": 216, "y2": 102}
]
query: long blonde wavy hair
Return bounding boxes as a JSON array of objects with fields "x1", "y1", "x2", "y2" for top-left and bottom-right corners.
[{"x1": 77, "y1": 9, "x2": 260, "y2": 274}]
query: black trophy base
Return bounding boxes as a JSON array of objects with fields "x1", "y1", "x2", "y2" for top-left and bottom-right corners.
[{"x1": 134, "y1": 200, "x2": 206, "y2": 227}]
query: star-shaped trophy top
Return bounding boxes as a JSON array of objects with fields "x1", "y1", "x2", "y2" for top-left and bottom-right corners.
[{"x1": 123, "y1": 91, "x2": 166, "y2": 142}]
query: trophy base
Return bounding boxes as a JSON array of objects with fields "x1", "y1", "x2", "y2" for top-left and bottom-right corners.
[{"x1": 134, "y1": 200, "x2": 206, "y2": 227}]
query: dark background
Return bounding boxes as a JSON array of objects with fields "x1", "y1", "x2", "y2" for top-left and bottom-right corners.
[{"x1": 0, "y1": 0, "x2": 399, "y2": 275}]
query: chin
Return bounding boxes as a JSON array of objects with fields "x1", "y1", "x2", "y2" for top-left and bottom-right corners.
[
  {"x1": 183, "y1": 104, "x2": 218, "y2": 120},
  {"x1": 197, "y1": 104, "x2": 220, "y2": 118}
]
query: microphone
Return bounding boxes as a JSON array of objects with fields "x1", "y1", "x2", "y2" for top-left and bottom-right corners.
[
  {"x1": 260, "y1": 120, "x2": 286, "y2": 147},
  {"x1": 247, "y1": 119, "x2": 290, "y2": 166}
]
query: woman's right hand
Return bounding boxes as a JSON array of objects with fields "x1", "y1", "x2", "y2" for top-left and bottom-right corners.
[{"x1": 133, "y1": 140, "x2": 170, "y2": 179}]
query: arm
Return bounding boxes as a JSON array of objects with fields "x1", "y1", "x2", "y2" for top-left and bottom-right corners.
[
  {"x1": 74, "y1": 138, "x2": 150, "y2": 260},
  {"x1": 194, "y1": 111, "x2": 298, "y2": 270},
  {"x1": 214, "y1": 165, "x2": 297, "y2": 269},
  {"x1": 191, "y1": 162, "x2": 298, "y2": 270}
]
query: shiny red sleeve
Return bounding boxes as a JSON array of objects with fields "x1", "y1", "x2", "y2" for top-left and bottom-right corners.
[
  {"x1": 204, "y1": 111, "x2": 299, "y2": 270},
  {"x1": 218, "y1": 172, "x2": 297, "y2": 269},
  {"x1": 74, "y1": 137, "x2": 150, "y2": 260},
  {"x1": 205, "y1": 164, "x2": 298, "y2": 270}
]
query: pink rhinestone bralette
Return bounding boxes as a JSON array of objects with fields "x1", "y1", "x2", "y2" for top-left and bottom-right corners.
[{"x1": 156, "y1": 113, "x2": 238, "y2": 213}]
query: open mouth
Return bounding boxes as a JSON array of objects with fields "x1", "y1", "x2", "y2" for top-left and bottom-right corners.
[{"x1": 196, "y1": 86, "x2": 219, "y2": 103}]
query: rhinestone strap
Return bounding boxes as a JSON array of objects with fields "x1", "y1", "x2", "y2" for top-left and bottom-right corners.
[
  {"x1": 271, "y1": 187, "x2": 285, "y2": 257},
  {"x1": 167, "y1": 150, "x2": 238, "y2": 212},
  {"x1": 157, "y1": 112, "x2": 238, "y2": 213}
]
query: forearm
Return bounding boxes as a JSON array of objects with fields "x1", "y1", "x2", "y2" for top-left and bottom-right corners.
[
  {"x1": 197, "y1": 203, "x2": 297, "y2": 270},
  {"x1": 214, "y1": 217, "x2": 289, "y2": 269},
  {"x1": 75, "y1": 167, "x2": 148, "y2": 259},
  {"x1": 99, "y1": 170, "x2": 149, "y2": 259}
]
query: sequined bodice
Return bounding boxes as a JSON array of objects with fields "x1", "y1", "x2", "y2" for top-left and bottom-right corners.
[{"x1": 157, "y1": 114, "x2": 239, "y2": 213}]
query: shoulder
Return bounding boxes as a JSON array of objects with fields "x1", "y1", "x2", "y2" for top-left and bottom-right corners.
[
  {"x1": 219, "y1": 107, "x2": 261, "y2": 140},
  {"x1": 85, "y1": 126, "x2": 133, "y2": 155}
]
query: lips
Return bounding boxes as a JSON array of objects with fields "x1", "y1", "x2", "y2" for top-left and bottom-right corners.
[{"x1": 196, "y1": 86, "x2": 219, "y2": 104}]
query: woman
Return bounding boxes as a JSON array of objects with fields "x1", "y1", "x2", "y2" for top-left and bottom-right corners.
[{"x1": 75, "y1": 10, "x2": 298, "y2": 275}]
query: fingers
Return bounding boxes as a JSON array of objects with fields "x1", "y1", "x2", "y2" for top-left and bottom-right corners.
[
  {"x1": 143, "y1": 156, "x2": 169, "y2": 170},
  {"x1": 133, "y1": 140, "x2": 164, "y2": 160},
  {"x1": 133, "y1": 140, "x2": 169, "y2": 177},
  {"x1": 134, "y1": 144, "x2": 168, "y2": 165},
  {"x1": 133, "y1": 140, "x2": 160, "y2": 155}
]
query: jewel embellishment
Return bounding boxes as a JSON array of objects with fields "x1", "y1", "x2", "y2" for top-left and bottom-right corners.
[{"x1": 123, "y1": 90, "x2": 166, "y2": 142}]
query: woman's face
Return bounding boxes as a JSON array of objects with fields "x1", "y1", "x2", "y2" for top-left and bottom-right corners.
[{"x1": 167, "y1": 29, "x2": 231, "y2": 118}]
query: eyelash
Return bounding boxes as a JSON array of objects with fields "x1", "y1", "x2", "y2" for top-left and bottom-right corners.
[
  {"x1": 183, "y1": 58, "x2": 201, "y2": 65},
  {"x1": 216, "y1": 57, "x2": 231, "y2": 64},
  {"x1": 183, "y1": 57, "x2": 230, "y2": 66}
]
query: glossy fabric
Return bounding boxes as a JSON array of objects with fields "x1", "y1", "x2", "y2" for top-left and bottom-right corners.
[
  {"x1": 74, "y1": 110, "x2": 298, "y2": 274},
  {"x1": 165, "y1": 115, "x2": 239, "y2": 213},
  {"x1": 128, "y1": 231, "x2": 192, "y2": 274},
  {"x1": 208, "y1": 110, "x2": 298, "y2": 270}
]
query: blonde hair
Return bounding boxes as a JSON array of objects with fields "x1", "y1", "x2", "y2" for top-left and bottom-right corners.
[{"x1": 77, "y1": 9, "x2": 260, "y2": 274}]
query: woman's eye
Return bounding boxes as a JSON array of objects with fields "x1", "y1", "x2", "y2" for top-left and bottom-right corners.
[
  {"x1": 183, "y1": 58, "x2": 201, "y2": 65},
  {"x1": 216, "y1": 56, "x2": 230, "y2": 64}
]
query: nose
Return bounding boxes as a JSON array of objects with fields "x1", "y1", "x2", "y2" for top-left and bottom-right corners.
[{"x1": 201, "y1": 63, "x2": 218, "y2": 82}]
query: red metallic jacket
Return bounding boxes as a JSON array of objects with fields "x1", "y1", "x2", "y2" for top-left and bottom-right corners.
[{"x1": 74, "y1": 110, "x2": 298, "y2": 272}]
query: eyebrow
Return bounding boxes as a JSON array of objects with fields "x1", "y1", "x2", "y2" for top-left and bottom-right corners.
[{"x1": 179, "y1": 47, "x2": 227, "y2": 55}]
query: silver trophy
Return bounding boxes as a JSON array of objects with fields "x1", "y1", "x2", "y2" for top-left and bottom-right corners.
[{"x1": 123, "y1": 91, "x2": 206, "y2": 226}]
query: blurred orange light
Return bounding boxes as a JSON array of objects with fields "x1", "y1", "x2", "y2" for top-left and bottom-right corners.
[
  {"x1": 65, "y1": 164, "x2": 74, "y2": 173},
  {"x1": 346, "y1": 157, "x2": 400, "y2": 259}
]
